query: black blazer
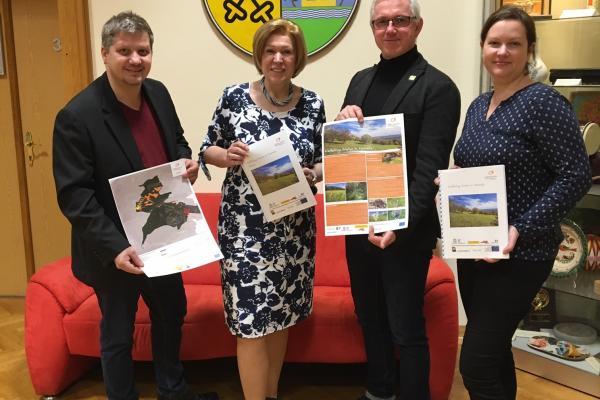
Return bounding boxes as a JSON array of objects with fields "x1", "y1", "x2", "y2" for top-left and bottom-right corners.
[
  {"x1": 53, "y1": 73, "x2": 192, "y2": 286},
  {"x1": 342, "y1": 52, "x2": 461, "y2": 250}
]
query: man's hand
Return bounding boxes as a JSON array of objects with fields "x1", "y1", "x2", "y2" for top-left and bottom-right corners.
[
  {"x1": 482, "y1": 225, "x2": 519, "y2": 263},
  {"x1": 183, "y1": 159, "x2": 199, "y2": 184},
  {"x1": 336, "y1": 105, "x2": 364, "y2": 122},
  {"x1": 368, "y1": 225, "x2": 396, "y2": 249},
  {"x1": 114, "y1": 246, "x2": 144, "y2": 274}
]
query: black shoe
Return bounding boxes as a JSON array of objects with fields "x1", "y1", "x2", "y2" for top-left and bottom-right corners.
[
  {"x1": 194, "y1": 393, "x2": 219, "y2": 400},
  {"x1": 158, "y1": 389, "x2": 219, "y2": 400}
]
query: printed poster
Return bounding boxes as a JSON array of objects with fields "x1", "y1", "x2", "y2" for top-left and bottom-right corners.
[
  {"x1": 322, "y1": 114, "x2": 409, "y2": 236},
  {"x1": 242, "y1": 131, "x2": 316, "y2": 222},
  {"x1": 437, "y1": 165, "x2": 509, "y2": 259},
  {"x1": 109, "y1": 160, "x2": 223, "y2": 277}
]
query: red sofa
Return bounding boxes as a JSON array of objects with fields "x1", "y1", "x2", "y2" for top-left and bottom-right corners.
[{"x1": 25, "y1": 193, "x2": 458, "y2": 399}]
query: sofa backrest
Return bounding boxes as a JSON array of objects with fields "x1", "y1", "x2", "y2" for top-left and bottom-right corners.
[
  {"x1": 182, "y1": 192, "x2": 351, "y2": 287},
  {"x1": 313, "y1": 195, "x2": 350, "y2": 287}
]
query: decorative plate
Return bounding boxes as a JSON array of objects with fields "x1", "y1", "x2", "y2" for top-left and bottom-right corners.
[
  {"x1": 582, "y1": 121, "x2": 600, "y2": 156},
  {"x1": 586, "y1": 234, "x2": 600, "y2": 271},
  {"x1": 527, "y1": 335, "x2": 590, "y2": 361},
  {"x1": 553, "y1": 322, "x2": 598, "y2": 345},
  {"x1": 551, "y1": 219, "x2": 587, "y2": 277}
]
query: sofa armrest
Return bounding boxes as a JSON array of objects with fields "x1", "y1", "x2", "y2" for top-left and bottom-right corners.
[
  {"x1": 425, "y1": 256, "x2": 459, "y2": 400},
  {"x1": 25, "y1": 257, "x2": 96, "y2": 395},
  {"x1": 28, "y1": 257, "x2": 94, "y2": 313}
]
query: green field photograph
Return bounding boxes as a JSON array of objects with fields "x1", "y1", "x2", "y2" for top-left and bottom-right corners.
[
  {"x1": 369, "y1": 210, "x2": 389, "y2": 222},
  {"x1": 346, "y1": 182, "x2": 367, "y2": 201},
  {"x1": 323, "y1": 117, "x2": 402, "y2": 155},
  {"x1": 388, "y1": 209, "x2": 405, "y2": 220},
  {"x1": 387, "y1": 197, "x2": 405, "y2": 208},
  {"x1": 325, "y1": 183, "x2": 347, "y2": 203},
  {"x1": 251, "y1": 155, "x2": 299, "y2": 196},
  {"x1": 448, "y1": 193, "x2": 499, "y2": 228}
]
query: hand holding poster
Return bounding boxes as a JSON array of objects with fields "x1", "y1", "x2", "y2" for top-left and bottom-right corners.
[
  {"x1": 437, "y1": 165, "x2": 509, "y2": 259},
  {"x1": 109, "y1": 160, "x2": 223, "y2": 277},
  {"x1": 241, "y1": 131, "x2": 316, "y2": 222}
]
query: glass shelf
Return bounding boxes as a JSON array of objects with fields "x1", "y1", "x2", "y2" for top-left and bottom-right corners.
[
  {"x1": 544, "y1": 270, "x2": 600, "y2": 301},
  {"x1": 587, "y1": 184, "x2": 600, "y2": 197}
]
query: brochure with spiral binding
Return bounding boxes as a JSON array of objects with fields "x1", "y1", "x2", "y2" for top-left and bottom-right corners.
[{"x1": 437, "y1": 165, "x2": 509, "y2": 259}]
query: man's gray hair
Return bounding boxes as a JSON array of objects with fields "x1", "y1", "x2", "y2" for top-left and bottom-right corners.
[
  {"x1": 101, "y1": 11, "x2": 154, "y2": 49},
  {"x1": 370, "y1": 0, "x2": 421, "y2": 21}
]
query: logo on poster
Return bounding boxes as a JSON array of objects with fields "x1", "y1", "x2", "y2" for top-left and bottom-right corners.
[{"x1": 203, "y1": 0, "x2": 359, "y2": 56}]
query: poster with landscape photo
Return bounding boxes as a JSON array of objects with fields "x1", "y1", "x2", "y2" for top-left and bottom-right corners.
[
  {"x1": 322, "y1": 114, "x2": 409, "y2": 236},
  {"x1": 242, "y1": 132, "x2": 316, "y2": 222},
  {"x1": 438, "y1": 165, "x2": 509, "y2": 259}
]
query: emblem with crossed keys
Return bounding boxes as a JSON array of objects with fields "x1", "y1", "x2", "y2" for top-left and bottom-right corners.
[{"x1": 222, "y1": 0, "x2": 275, "y2": 23}]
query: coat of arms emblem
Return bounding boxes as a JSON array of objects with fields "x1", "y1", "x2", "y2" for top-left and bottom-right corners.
[{"x1": 204, "y1": 0, "x2": 359, "y2": 55}]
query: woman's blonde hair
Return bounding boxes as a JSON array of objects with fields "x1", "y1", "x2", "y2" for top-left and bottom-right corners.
[{"x1": 252, "y1": 19, "x2": 307, "y2": 78}]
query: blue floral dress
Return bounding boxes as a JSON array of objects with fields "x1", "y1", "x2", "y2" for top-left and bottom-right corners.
[{"x1": 200, "y1": 83, "x2": 325, "y2": 338}]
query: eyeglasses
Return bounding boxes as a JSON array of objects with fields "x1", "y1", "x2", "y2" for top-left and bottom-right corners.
[{"x1": 371, "y1": 15, "x2": 417, "y2": 30}]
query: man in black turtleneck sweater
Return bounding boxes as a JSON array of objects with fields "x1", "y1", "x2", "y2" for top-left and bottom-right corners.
[{"x1": 335, "y1": 1, "x2": 460, "y2": 399}]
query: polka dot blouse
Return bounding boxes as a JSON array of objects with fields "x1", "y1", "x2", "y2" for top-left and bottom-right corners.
[{"x1": 454, "y1": 82, "x2": 592, "y2": 261}]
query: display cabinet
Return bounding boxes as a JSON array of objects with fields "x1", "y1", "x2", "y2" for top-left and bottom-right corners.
[{"x1": 513, "y1": 188, "x2": 600, "y2": 398}]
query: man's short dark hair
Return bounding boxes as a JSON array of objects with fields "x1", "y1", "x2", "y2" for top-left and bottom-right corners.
[{"x1": 101, "y1": 11, "x2": 154, "y2": 50}]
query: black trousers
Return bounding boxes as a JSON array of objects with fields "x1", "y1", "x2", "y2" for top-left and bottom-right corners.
[
  {"x1": 346, "y1": 235, "x2": 432, "y2": 400},
  {"x1": 94, "y1": 272, "x2": 188, "y2": 400},
  {"x1": 458, "y1": 258, "x2": 553, "y2": 400}
]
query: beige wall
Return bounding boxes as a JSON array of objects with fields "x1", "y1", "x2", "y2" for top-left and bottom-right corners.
[{"x1": 88, "y1": 0, "x2": 483, "y2": 193}]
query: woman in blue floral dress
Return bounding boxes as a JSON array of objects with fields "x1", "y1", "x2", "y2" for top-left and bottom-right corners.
[{"x1": 199, "y1": 19, "x2": 325, "y2": 400}]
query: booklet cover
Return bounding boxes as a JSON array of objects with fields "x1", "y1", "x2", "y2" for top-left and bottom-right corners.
[
  {"x1": 437, "y1": 165, "x2": 509, "y2": 259},
  {"x1": 109, "y1": 160, "x2": 223, "y2": 277},
  {"x1": 241, "y1": 131, "x2": 316, "y2": 222},
  {"x1": 321, "y1": 114, "x2": 409, "y2": 236}
]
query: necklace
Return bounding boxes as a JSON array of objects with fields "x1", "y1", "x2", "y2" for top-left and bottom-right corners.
[{"x1": 260, "y1": 77, "x2": 294, "y2": 107}]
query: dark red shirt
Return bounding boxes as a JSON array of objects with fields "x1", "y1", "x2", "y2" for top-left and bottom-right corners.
[{"x1": 120, "y1": 96, "x2": 169, "y2": 168}]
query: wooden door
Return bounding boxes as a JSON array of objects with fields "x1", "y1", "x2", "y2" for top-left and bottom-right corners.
[
  {"x1": 12, "y1": 0, "x2": 70, "y2": 272},
  {"x1": 0, "y1": 0, "x2": 30, "y2": 295},
  {"x1": 2, "y1": 0, "x2": 91, "y2": 293}
]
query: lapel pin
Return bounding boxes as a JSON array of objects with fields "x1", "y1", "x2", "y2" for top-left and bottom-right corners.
[{"x1": 409, "y1": 75, "x2": 416, "y2": 81}]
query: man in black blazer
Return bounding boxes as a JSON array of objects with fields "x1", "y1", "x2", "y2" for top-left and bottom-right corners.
[
  {"x1": 336, "y1": 0, "x2": 461, "y2": 399},
  {"x1": 53, "y1": 11, "x2": 217, "y2": 400}
]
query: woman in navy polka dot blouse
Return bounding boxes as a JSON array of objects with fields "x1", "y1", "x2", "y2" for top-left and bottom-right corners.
[{"x1": 452, "y1": 6, "x2": 591, "y2": 400}]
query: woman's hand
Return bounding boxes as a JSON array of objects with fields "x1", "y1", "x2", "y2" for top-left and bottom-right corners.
[
  {"x1": 434, "y1": 165, "x2": 461, "y2": 186},
  {"x1": 336, "y1": 105, "x2": 364, "y2": 122},
  {"x1": 224, "y1": 141, "x2": 249, "y2": 167},
  {"x1": 368, "y1": 225, "x2": 396, "y2": 249},
  {"x1": 434, "y1": 165, "x2": 460, "y2": 207},
  {"x1": 183, "y1": 159, "x2": 199, "y2": 184},
  {"x1": 482, "y1": 225, "x2": 519, "y2": 263},
  {"x1": 302, "y1": 163, "x2": 322, "y2": 186},
  {"x1": 303, "y1": 167, "x2": 318, "y2": 186}
]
